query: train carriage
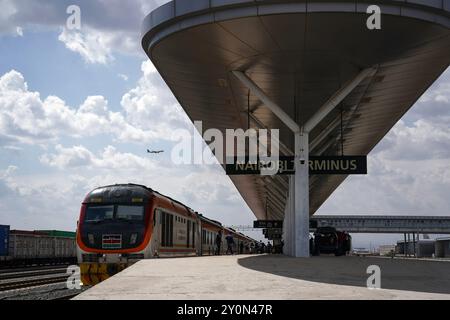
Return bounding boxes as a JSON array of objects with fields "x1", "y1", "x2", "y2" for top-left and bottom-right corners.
[
  {"x1": 77, "y1": 184, "x2": 257, "y2": 284},
  {"x1": 199, "y1": 215, "x2": 224, "y2": 256}
]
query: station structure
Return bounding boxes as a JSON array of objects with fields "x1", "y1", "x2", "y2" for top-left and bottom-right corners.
[{"x1": 142, "y1": 1, "x2": 450, "y2": 257}]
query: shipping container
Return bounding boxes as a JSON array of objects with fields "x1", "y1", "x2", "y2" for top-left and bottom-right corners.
[
  {"x1": 8, "y1": 233, "x2": 76, "y2": 260},
  {"x1": 0, "y1": 225, "x2": 10, "y2": 257}
]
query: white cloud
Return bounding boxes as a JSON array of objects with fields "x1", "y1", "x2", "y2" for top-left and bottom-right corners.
[
  {"x1": 40, "y1": 145, "x2": 94, "y2": 169},
  {"x1": 0, "y1": 0, "x2": 19, "y2": 36},
  {"x1": 121, "y1": 60, "x2": 191, "y2": 139},
  {"x1": 1, "y1": 0, "x2": 172, "y2": 63},
  {"x1": 375, "y1": 120, "x2": 450, "y2": 161},
  {"x1": 0, "y1": 165, "x2": 18, "y2": 179},
  {"x1": 58, "y1": 27, "x2": 115, "y2": 64},
  {"x1": 40, "y1": 144, "x2": 158, "y2": 171},
  {"x1": 0, "y1": 66, "x2": 189, "y2": 146}
]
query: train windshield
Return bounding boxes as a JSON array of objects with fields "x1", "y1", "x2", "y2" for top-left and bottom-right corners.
[
  {"x1": 84, "y1": 205, "x2": 114, "y2": 223},
  {"x1": 116, "y1": 205, "x2": 145, "y2": 222},
  {"x1": 84, "y1": 205, "x2": 145, "y2": 223}
]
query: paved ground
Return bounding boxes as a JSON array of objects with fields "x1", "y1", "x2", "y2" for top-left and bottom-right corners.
[{"x1": 75, "y1": 255, "x2": 450, "y2": 300}]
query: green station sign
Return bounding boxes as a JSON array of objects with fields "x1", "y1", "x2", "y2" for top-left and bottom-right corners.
[{"x1": 226, "y1": 156, "x2": 367, "y2": 175}]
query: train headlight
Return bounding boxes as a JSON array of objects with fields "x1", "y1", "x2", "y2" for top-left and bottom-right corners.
[
  {"x1": 130, "y1": 233, "x2": 138, "y2": 245},
  {"x1": 88, "y1": 234, "x2": 95, "y2": 245}
]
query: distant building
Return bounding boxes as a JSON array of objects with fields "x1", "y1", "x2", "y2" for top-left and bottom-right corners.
[
  {"x1": 435, "y1": 238, "x2": 450, "y2": 258},
  {"x1": 378, "y1": 245, "x2": 396, "y2": 256},
  {"x1": 396, "y1": 240, "x2": 435, "y2": 258}
]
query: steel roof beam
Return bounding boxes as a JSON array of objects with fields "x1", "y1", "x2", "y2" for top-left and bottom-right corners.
[
  {"x1": 304, "y1": 67, "x2": 378, "y2": 133},
  {"x1": 265, "y1": 177, "x2": 288, "y2": 198},
  {"x1": 310, "y1": 117, "x2": 341, "y2": 152},
  {"x1": 266, "y1": 188, "x2": 287, "y2": 208},
  {"x1": 245, "y1": 111, "x2": 294, "y2": 156},
  {"x1": 234, "y1": 67, "x2": 377, "y2": 134},
  {"x1": 233, "y1": 71, "x2": 301, "y2": 133}
]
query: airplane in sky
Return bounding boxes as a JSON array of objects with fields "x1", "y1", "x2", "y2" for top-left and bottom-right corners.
[{"x1": 147, "y1": 149, "x2": 164, "y2": 154}]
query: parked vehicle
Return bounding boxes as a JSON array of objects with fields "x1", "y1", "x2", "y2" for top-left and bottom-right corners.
[
  {"x1": 351, "y1": 248, "x2": 371, "y2": 257},
  {"x1": 312, "y1": 227, "x2": 352, "y2": 256}
]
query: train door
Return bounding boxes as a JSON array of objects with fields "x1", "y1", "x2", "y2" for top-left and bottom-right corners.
[
  {"x1": 187, "y1": 220, "x2": 190, "y2": 248},
  {"x1": 195, "y1": 221, "x2": 201, "y2": 256},
  {"x1": 160, "y1": 211, "x2": 173, "y2": 248},
  {"x1": 199, "y1": 222, "x2": 203, "y2": 256},
  {"x1": 151, "y1": 209, "x2": 161, "y2": 256},
  {"x1": 191, "y1": 222, "x2": 196, "y2": 250}
]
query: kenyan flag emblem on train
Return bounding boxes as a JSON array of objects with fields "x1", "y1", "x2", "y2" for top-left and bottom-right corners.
[{"x1": 102, "y1": 234, "x2": 122, "y2": 249}]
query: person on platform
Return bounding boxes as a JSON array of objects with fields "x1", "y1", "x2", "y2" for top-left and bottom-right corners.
[
  {"x1": 226, "y1": 234, "x2": 235, "y2": 255},
  {"x1": 259, "y1": 241, "x2": 265, "y2": 254},
  {"x1": 215, "y1": 230, "x2": 222, "y2": 255},
  {"x1": 267, "y1": 242, "x2": 273, "y2": 254}
]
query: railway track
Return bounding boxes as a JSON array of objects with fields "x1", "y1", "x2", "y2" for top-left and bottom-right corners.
[
  {"x1": 0, "y1": 264, "x2": 71, "y2": 274},
  {"x1": 0, "y1": 267, "x2": 69, "y2": 281},
  {"x1": 0, "y1": 275, "x2": 70, "y2": 292},
  {"x1": 0, "y1": 265, "x2": 85, "y2": 300}
]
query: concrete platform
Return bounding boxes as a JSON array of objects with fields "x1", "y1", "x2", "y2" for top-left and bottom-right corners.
[{"x1": 75, "y1": 255, "x2": 450, "y2": 300}]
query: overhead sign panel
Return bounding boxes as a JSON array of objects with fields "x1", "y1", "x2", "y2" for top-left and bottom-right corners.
[
  {"x1": 226, "y1": 156, "x2": 367, "y2": 175},
  {"x1": 268, "y1": 234, "x2": 282, "y2": 240},
  {"x1": 254, "y1": 220, "x2": 283, "y2": 229},
  {"x1": 263, "y1": 229, "x2": 283, "y2": 235}
]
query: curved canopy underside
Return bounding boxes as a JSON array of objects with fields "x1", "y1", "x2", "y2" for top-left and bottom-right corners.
[{"x1": 142, "y1": 1, "x2": 450, "y2": 220}]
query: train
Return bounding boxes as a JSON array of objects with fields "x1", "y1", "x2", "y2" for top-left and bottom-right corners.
[
  {"x1": 0, "y1": 227, "x2": 77, "y2": 267},
  {"x1": 76, "y1": 184, "x2": 258, "y2": 284}
]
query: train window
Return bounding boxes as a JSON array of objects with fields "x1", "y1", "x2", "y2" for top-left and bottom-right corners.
[
  {"x1": 116, "y1": 205, "x2": 144, "y2": 222},
  {"x1": 84, "y1": 205, "x2": 114, "y2": 223}
]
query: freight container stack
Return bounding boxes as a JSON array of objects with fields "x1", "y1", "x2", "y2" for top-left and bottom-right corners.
[
  {"x1": 0, "y1": 228, "x2": 77, "y2": 267},
  {"x1": 0, "y1": 225, "x2": 10, "y2": 259}
]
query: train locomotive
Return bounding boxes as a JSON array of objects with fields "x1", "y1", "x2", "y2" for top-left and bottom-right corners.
[{"x1": 77, "y1": 184, "x2": 256, "y2": 284}]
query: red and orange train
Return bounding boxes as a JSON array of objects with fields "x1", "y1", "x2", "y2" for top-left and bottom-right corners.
[{"x1": 76, "y1": 184, "x2": 257, "y2": 283}]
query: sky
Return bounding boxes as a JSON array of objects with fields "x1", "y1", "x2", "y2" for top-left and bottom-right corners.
[{"x1": 0, "y1": 0, "x2": 449, "y2": 248}]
